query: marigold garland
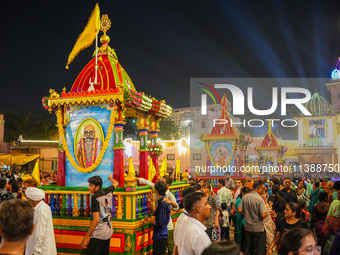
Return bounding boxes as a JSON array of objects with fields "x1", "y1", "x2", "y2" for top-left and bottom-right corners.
[
  {"x1": 56, "y1": 109, "x2": 115, "y2": 173},
  {"x1": 81, "y1": 137, "x2": 98, "y2": 167}
]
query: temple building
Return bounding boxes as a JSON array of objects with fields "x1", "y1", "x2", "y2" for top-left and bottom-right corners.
[{"x1": 293, "y1": 59, "x2": 340, "y2": 172}]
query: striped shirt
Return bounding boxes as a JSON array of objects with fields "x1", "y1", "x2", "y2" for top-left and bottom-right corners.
[{"x1": 206, "y1": 195, "x2": 219, "y2": 228}]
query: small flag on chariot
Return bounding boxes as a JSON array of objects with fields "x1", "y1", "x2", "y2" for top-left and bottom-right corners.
[{"x1": 65, "y1": 3, "x2": 100, "y2": 69}]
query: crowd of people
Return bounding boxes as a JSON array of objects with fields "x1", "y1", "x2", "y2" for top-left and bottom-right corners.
[
  {"x1": 0, "y1": 171, "x2": 119, "y2": 255},
  {"x1": 0, "y1": 169, "x2": 60, "y2": 254},
  {"x1": 163, "y1": 173, "x2": 340, "y2": 255},
  {"x1": 0, "y1": 169, "x2": 339, "y2": 255},
  {"x1": 0, "y1": 170, "x2": 56, "y2": 202}
]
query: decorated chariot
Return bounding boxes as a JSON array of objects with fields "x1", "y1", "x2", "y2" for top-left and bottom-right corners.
[{"x1": 42, "y1": 9, "x2": 187, "y2": 255}]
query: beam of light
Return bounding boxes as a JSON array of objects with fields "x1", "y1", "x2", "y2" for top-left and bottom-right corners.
[{"x1": 197, "y1": 87, "x2": 217, "y2": 104}]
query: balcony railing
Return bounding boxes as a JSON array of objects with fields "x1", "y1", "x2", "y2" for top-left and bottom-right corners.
[{"x1": 305, "y1": 137, "x2": 328, "y2": 146}]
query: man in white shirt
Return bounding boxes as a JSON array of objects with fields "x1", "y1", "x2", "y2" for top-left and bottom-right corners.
[
  {"x1": 25, "y1": 187, "x2": 57, "y2": 255},
  {"x1": 175, "y1": 192, "x2": 211, "y2": 255},
  {"x1": 173, "y1": 186, "x2": 197, "y2": 255},
  {"x1": 135, "y1": 175, "x2": 178, "y2": 255},
  {"x1": 217, "y1": 179, "x2": 233, "y2": 208}
]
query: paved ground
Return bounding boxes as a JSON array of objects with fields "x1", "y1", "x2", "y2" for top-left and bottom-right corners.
[{"x1": 224, "y1": 224, "x2": 278, "y2": 255}]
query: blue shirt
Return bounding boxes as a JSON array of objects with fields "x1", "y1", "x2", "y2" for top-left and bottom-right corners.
[
  {"x1": 153, "y1": 196, "x2": 171, "y2": 240},
  {"x1": 268, "y1": 188, "x2": 272, "y2": 195}
]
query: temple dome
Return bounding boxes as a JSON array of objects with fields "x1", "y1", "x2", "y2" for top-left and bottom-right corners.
[
  {"x1": 208, "y1": 94, "x2": 237, "y2": 137},
  {"x1": 260, "y1": 131, "x2": 278, "y2": 147},
  {"x1": 70, "y1": 33, "x2": 136, "y2": 93},
  {"x1": 303, "y1": 92, "x2": 333, "y2": 116}
]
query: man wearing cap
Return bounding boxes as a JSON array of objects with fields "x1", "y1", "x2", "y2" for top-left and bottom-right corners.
[{"x1": 25, "y1": 187, "x2": 57, "y2": 255}]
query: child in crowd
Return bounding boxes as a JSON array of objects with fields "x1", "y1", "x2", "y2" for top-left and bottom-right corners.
[
  {"x1": 221, "y1": 203, "x2": 230, "y2": 241},
  {"x1": 298, "y1": 199, "x2": 310, "y2": 223}
]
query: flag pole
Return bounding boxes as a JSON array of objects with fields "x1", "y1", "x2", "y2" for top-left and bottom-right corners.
[{"x1": 94, "y1": 31, "x2": 98, "y2": 84}]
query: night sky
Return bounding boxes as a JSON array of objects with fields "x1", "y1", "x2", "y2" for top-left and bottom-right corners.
[{"x1": 2, "y1": 1, "x2": 340, "y2": 117}]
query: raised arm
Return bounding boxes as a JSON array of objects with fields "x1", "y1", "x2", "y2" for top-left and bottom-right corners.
[
  {"x1": 135, "y1": 177, "x2": 156, "y2": 192},
  {"x1": 108, "y1": 173, "x2": 119, "y2": 188}
]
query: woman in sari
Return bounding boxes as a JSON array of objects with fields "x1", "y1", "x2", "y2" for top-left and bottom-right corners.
[
  {"x1": 322, "y1": 200, "x2": 340, "y2": 254},
  {"x1": 321, "y1": 177, "x2": 334, "y2": 203},
  {"x1": 311, "y1": 191, "x2": 330, "y2": 248},
  {"x1": 296, "y1": 180, "x2": 310, "y2": 208},
  {"x1": 234, "y1": 186, "x2": 250, "y2": 251},
  {"x1": 261, "y1": 193, "x2": 276, "y2": 252},
  {"x1": 308, "y1": 181, "x2": 322, "y2": 214},
  {"x1": 307, "y1": 178, "x2": 314, "y2": 195}
]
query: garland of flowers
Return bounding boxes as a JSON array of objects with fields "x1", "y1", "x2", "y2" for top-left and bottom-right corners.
[
  {"x1": 125, "y1": 89, "x2": 142, "y2": 108},
  {"x1": 147, "y1": 143, "x2": 163, "y2": 157},
  {"x1": 156, "y1": 102, "x2": 172, "y2": 118},
  {"x1": 42, "y1": 96, "x2": 50, "y2": 110},
  {"x1": 125, "y1": 89, "x2": 172, "y2": 117},
  {"x1": 138, "y1": 95, "x2": 152, "y2": 112},
  {"x1": 149, "y1": 100, "x2": 160, "y2": 115},
  {"x1": 56, "y1": 109, "x2": 115, "y2": 173},
  {"x1": 239, "y1": 133, "x2": 252, "y2": 143},
  {"x1": 81, "y1": 138, "x2": 98, "y2": 167},
  {"x1": 125, "y1": 89, "x2": 153, "y2": 112}
]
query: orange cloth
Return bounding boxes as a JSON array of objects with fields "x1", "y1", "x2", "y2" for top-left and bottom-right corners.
[
  {"x1": 244, "y1": 181, "x2": 253, "y2": 191},
  {"x1": 321, "y1": 181, "x2": 333, "y2": 194}
]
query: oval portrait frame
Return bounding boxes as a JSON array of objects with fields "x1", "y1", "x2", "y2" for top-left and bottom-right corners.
[
  {"x1": 207, "y1": 140, "x2": 235, "y2": 168},
  {"x1": 74, "y1": 118, "x2": 105, "y2": 168},
  {"x1": 264, "y1": 154, "x2": 274, "y2": 167},
  {"x1": 214, "y1": 145, "x2": 230, "y2": 167}
]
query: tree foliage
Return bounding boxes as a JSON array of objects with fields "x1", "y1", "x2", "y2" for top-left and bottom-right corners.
[
  {"x1": 4, "y1": 112, "x2": 58, "y2": 142},
  {"x1": 158, "y1": 119, "x2": 180, "y2": 140}
]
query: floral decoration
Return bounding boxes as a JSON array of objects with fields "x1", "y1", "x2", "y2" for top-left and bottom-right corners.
[
  {"x1": 42, "y1": 96, "x2": 50, "y2": 110},
  {"x1": 147, "y1": 143, "x2": 163, "y2": 157},
  {"x1": 125, "y1": 89, "x2": 172, "y2": 117}
]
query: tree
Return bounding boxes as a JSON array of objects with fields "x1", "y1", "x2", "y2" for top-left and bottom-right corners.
[
  {"x1": 158, "y1": 119, "x2": 180, "y2": 140},
  {"x1": 4, "y1": 112, "x2": 58, "y2": 142}
]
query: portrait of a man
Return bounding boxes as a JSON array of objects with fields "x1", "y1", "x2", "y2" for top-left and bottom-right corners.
[{"x1": 75, "y1": 121, "x2": 103, "y2": 168}]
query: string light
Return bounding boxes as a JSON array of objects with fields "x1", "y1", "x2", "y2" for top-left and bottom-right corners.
[
  {"x1": 178, "y1": 137, "x2": 189, "y2": 155},
  {"x1": 124, "y1": 139, "x2": 133, "y2": 157},
  {"x1": 125, "y1": 143, "x2": 133, "y2": 157}
]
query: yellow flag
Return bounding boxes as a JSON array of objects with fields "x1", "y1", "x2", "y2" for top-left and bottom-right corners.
[
  {"x1": 32, "y1": 159, "x2": 40, "y2": 186},
  {"x1": 66, "y1": 3, "x2": 100, "y2": 69},
  {"x1": 159, "y1": 158, "x2": 168, "y2": 178},
  {"x1": 176, "y1": 159, "x2": 181, "y2": 181},
  {"x1": 128, "y1": 157, "x2": 135, "y2": 177},
  {"x1": 148, "y1": 157, "x2": 156, "y2": 182}
]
